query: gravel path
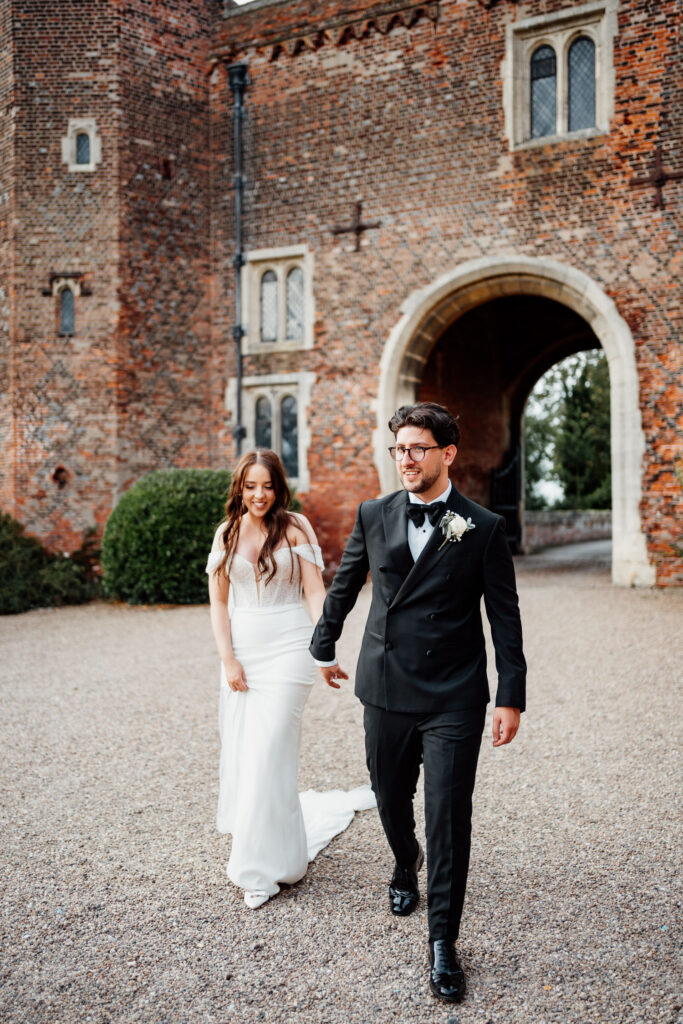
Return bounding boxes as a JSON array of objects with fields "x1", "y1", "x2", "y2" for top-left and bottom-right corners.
[{"x1": 1, "y1": 559, "x2": 681, "y2": 1024}]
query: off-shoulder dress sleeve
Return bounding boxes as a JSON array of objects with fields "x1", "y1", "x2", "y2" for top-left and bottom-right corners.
[
  {"x1": 290, "y1": 512, "x2": 325, "y2": 571},
  {"x1": 292, "y1": 543, "x2": 324, "y2": 570},
  {"x1": 206, "y1": 550, "x2": 224, "y2": 575},
  {"x1": 205, "y1": 523, "x2": 228, "y2": 575}
]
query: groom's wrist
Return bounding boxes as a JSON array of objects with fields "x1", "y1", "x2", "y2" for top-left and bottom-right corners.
[{"x1": 313, "y1": 657, "x2": 337, "y2": 667}]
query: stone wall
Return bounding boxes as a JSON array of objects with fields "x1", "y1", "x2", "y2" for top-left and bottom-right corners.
[{"x1": 524, "y1": 510, "x2": 612, "y2": 553}]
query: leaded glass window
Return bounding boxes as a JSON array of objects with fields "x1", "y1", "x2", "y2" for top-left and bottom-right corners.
[
  {"x1": 280, "y1": 395, "x2": 298, "y2": 477},
  {"x1": 76, "y1": 132, "x2": 91, "y2": 165},
  {"x1": 285, "y1": 267, "x2": 304, "y2": 341},
  {"x1": 60, "y1": 288, "x2": 75, "y2": 334},
  {"x1": 568, "y1": 36, "x2": 596, "y2": 132},
  {"x1": 260, "y1": 270, "x2": 278, "y2": 343},
  {"x1": 530, "y1": 45, "x2": 557, "y2": 139},
  {"x1": 255, "y1": 396, "x2": 272, "y2": 449}
]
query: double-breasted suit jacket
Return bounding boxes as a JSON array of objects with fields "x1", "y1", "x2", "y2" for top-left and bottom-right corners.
[{"x1": 310, "y1": 486, "x2": 526, "y2": 714}]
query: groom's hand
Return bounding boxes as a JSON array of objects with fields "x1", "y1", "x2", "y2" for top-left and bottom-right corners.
[
  {"x1": 319, "y1": 664, "x2": 348, "y2": 690},
  {"x1": 492, "y1": 707, "x2": 520, "y2": 746}
]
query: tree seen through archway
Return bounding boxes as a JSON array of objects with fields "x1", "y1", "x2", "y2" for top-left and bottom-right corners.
[{"x1": 524, "y1": 350, "x2": 611, "y2": 510}]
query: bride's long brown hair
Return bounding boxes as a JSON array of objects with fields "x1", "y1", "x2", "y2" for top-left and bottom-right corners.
[{"x1": 214, "y1": 449, "x2": 297, "y2": 585}]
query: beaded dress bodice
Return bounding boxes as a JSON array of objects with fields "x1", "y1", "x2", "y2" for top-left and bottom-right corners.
[{"x1": 206, "y1": 542, "x2": 323, "y2": 609}]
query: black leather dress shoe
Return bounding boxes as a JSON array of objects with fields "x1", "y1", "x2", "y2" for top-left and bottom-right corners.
[
  {"x1": 428, "y1": 939, "x2": 466, "y2": 1003},
  {"x1": 389, "y1": 842, "x2": 424, "y2": 916}
]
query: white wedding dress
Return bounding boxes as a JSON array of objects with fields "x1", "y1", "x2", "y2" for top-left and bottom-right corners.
[{"x1": 206, "y1": 525, "x2": 375, "y2": 906}]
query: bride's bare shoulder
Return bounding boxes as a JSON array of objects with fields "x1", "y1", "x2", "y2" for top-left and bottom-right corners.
[
  {"x1": 211, "y1": 520, "x2": 229, "y2": 552},
  {"x1": 287, "y1": 511, "x2": 318, "y2": 547}
]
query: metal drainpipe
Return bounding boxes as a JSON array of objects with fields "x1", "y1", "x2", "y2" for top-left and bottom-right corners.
[{"x1": 228, "y1": 63, "x2": 248, "y2": 457}]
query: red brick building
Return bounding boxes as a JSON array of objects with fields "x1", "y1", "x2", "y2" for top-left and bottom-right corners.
[{"x1": 1, "y1": 0, "x2": 681, "y2": 585}]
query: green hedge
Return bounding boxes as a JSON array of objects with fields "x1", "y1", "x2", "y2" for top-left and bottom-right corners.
[
  {"x1": 102, "y1": 469, "x2": 232, "y2": 605},
  {"x1": 0, "y1": 513, "x2": 100, "y2": 615}
]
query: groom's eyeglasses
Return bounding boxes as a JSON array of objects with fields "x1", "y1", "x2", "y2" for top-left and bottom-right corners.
[{"x1": 388, "y1": 445, "x2": 442, "y2": 462}]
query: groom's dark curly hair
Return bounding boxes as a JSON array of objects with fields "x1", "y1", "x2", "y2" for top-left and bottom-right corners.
[{"x1": 388, "y1": 402, "x2": 460, "y2": 448}]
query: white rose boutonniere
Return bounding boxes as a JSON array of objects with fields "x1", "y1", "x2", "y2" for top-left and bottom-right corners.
[{"x1": 437, "y1": 511, "x2": 476, "y2": 550}]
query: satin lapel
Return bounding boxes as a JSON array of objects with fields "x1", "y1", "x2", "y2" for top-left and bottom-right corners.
[
  {"x1": 381, "y1": 491, "x2": 414, "y2": 580},
  {"x1": 390, "y1": 486, "x2": 464, "y2": 607}
]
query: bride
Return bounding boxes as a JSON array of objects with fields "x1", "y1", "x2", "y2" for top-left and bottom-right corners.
[{"x1": 206, "y1": 449, "x2": 373, "y2": 909}]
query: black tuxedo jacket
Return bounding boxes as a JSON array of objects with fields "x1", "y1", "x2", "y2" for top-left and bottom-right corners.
[{"x1": 310, "y1": 486, "x2": 526, "y2": 714}]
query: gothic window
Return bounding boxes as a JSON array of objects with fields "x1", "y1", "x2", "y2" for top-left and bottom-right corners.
[
  {"x1": 280, "y1": 395, "x2": 298, "y2": 477},
  {"x1": 260, "y1": 270, "x2": 278, "y2": 343},
  {"x1": 285, "y1": 267, "x2": 304, "y2": 341},
  {"x1": 61, "y1": 119, "x2": 102, "y2": 172},
  {"x1": 530, "y1": 46, "x2": 557, "y2": 139},
  {"x1": 244, "y1": 247, "x2": 313, "y2": 354},
  {"x1": 504, "y1": 2, "x2": 616, "y2": 149},
  {"x1": 254, "y1": 395, "x2": 272, "y2": 448},
  {"x1": 59, "y1": 288, "x2": 75, "y2": 335},
  {"x1": 231, "y1": 373, "x2": 313, "y2": 489},
  {"x1": 568, "y1": 36, "x2": 596, "y2": 132},
  {"x1": 76, "y1": 132, "x2": 91, "y2": 165}
]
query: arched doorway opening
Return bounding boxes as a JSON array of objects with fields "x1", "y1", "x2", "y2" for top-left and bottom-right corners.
[
  {"x1": 419, "y1": 293, "x2": 601, "y2": 549},
  {"x1": 376, "y1": 256, "x2": 654, "y2": 586}
]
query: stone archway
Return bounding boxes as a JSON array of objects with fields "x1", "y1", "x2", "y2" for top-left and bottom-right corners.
[{"x1": 376, "y1": 255, "x2": 654, "y2": 586}]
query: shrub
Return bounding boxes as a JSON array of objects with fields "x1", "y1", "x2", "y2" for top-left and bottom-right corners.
[
  {"x1": 0, "y1": 513, "x2": 100, "y2": 615},
  {"x1": 101, "y1": 469, "x2": 232, "y2": 605}
]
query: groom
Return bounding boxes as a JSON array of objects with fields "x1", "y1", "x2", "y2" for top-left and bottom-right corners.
[{"x1": 310, "y1": 402, "x2": 526, "y2": 1003}]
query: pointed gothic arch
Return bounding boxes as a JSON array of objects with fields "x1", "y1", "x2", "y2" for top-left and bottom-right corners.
[{"x1": 376, "y1": 255, "x2": 654, "y2": 586}]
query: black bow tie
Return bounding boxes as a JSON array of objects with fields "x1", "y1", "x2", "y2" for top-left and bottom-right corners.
[{"x1": 406, "y1": 501, "x2": 446, "y2": 528}]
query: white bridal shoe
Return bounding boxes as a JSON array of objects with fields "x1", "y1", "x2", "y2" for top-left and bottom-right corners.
[{"x1": 244, "y1": 890, "x2": 270, "y2": 910}]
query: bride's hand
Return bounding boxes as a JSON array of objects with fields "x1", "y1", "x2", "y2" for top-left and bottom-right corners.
[{"x1": 224, "y1": 657, "x2": 248, "y2": 692}]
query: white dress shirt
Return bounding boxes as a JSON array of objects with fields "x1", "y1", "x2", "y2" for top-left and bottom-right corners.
[
  {"x1": 407, "y1": 482, "x2": 452, "y2": 562},
  {"x1": 314, "y1": 482, "x2": 452, "y2": 667}
]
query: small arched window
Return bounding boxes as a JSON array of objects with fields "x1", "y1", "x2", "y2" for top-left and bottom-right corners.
[
  {"x1": 255, "y1": 396, "x2": 272, "y2": 449},
  {"x1": 60, "y1": 288, "x2": 75, "y2": 335},
  {"x1": 260, "y1": 270, "x2": 278, "y2": 343},
  {"x1": 568, "y1": 36, "x2": 596, "y2": 132},
  {"x1": 285, "y1": 267, "x2": 304, "y2": 341},
  {"x1": 280, "y1": 395, "x2": 298, "y2": 478},
  {"x1": 530, "y1": 45, "x2": 557, "y2": 138},
  {"x1": 76, "y1": 132, "x2": 91, "y2": 165}
]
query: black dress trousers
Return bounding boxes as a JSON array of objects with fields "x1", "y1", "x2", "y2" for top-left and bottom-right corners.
[{"x1": 363, "y1": 703, "x2": 486, "y2": 942}]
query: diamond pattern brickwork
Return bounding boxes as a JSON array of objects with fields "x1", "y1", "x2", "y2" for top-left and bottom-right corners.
[
  {"x1": 210, "y1": 0, "x2": 682, "y2": 584},
  {"x1": 2, "y1": 0, "x2": 681, "y2": 586}
]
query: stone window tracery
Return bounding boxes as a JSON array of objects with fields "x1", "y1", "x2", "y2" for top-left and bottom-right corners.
[
  {"x1": 503, "y1": 1, "x2": 617, "y2": 150},
  {"x1": 48, "y1": 276, "x2": 84, "y2": 335},
  {"x1": 226, "y1": 373, "x2": 314, "y2": 491},
  {"x1": 61, "y1": 118, "x2": 102, "y2": 172},
  {"x1": 243, "y1": 246, "x2": 313, "y2": 354}
]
